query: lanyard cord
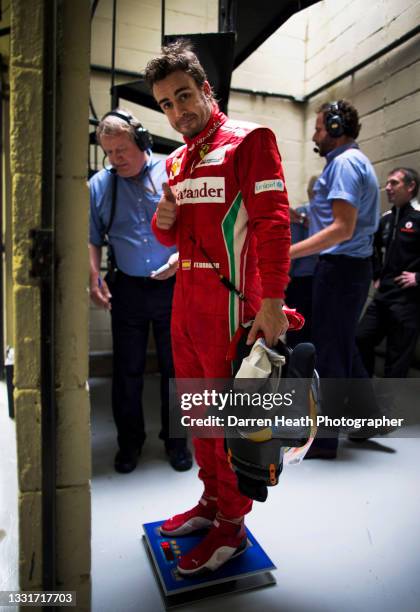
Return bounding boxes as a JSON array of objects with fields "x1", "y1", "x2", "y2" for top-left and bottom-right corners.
[
  {"x1": 105, "y1": 170, "x2": 118, "y2": 239},
  {"x1": 188, "y1": 235, "x2": 247, "y2": 302}
]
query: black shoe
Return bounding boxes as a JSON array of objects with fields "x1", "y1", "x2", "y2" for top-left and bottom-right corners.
[
  {"x1": 165, "y1": 443, "x2": 193, "y2": 472},
  {"x1": 304, "y1": 445, "x2": 337, "y2": 460},
  {"x1": 114, "y1": 448, "x2": 140, "y2": 474},
  {"x1": 304, "y1": 437, "x2": 338, "y2": 460},
  {"x1": 348, "y1": 421, "x2": 397, "y2": 443}
]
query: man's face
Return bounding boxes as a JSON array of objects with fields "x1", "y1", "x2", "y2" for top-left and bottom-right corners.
[
  {"x1": 312, "y1": 113, "x2": 336, "y2": 157},
  {"x1": 153, "y1": 70, "x2": 212, "y2": 138},
  {"x1": 100, "y1": 132, "x2": 146, "y2": 178},
  {"x1": 385, "y1": 171, "x2": 415, "y2": 207}
]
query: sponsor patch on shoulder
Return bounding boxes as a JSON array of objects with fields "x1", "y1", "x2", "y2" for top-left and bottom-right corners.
[
  {"x1": 196, "y1": 145, "x2": 230, "y2": 168},
  {"x1": 221, "y1": 123, "x2": 247, "y2": 137},
  {"x1": 254, "y1": 179, "x2": 285, "y2": 194}
]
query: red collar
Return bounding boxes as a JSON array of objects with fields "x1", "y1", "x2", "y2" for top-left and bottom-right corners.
[{"x1": 183, "y1": 105, "x2": 227, "y2": 152}]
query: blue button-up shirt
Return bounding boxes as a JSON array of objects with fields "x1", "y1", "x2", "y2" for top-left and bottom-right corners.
[
  {"x1": 310, "y1": 143, "x2": 380, "y2": 258},
  {"x1": 89, "y1": 155, "x2": 176, "y2": 276}
]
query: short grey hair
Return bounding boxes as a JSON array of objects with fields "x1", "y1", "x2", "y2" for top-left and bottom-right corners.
[{"x1": 96, "y1": 108, "x2": 141, "y2": 144}]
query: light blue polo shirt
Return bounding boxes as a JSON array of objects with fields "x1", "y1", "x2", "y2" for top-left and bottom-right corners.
[
  {"x1": 89, "y1": 155, "x2": 176, "y2": 276},
  {"x1": 309, "y1": 143, "x2": 380, "y2": 257}
]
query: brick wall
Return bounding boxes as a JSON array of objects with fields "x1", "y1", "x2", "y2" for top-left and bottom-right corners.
[{"x1": 303, "y1": 0, "x2": 420, "y2": 209}]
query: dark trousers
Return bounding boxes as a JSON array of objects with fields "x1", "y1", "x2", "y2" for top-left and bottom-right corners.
[
  {"x1": 355, "y1": 298, "x2": 420, "y2": 378},
  {"x1": 109, "y1": 271, "x2": 175, "y2": 452},
  {"x1": 312, "y1": 255, "x2": 372, "y2": 378},
  {"x1": 311, "y1": 255, "x2": 372, "y2": 444},
  {"x1": 285, "y1": 275, "x2": 314, "y2": 347}
]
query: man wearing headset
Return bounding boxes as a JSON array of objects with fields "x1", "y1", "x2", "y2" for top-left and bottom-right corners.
[
  {"x1": 89, "y1": 109, "x2": 192, "y2": 473},
  {"x1": 290, "y1": 100, "x2": 380, "y2": 458}
]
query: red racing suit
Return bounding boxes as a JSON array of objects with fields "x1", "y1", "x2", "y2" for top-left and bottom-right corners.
[{"x1": 152, "y1": 106, "x2": 290, "y2": 518}]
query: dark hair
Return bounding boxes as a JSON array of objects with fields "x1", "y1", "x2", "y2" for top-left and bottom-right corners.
[
  {"x1": 388, "y1": 167, "x2": 420, "y2": 198},
  {"x1": 145, "y1": 39, "x2": 210, "y2": 92},
  {"x1": 317, "y1": 99, "x2": 361, "y2": 139}
]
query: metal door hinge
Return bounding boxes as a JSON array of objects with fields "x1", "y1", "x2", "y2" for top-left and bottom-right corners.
[{"x1": 29, "y1": 229, "x2": 53, "y2": 279}]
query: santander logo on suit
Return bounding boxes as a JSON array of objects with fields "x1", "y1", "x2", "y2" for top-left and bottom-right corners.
[{"x1": 175, "y1": 177, "x2": 226, "y2": 205}]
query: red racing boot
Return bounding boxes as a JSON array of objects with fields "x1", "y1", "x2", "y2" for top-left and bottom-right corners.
[
  {"x1": 177, "y1": 516, "x2": 248, "y2": 575},
  {"x1": 160, "y1": 496, "x2": 217, "y2": 536}
]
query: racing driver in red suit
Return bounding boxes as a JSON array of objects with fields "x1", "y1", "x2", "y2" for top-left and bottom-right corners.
[{"x1": 145, "y1": 41, "x2": 291, "y2": 575}]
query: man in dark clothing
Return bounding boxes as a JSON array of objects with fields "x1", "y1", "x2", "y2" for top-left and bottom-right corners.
[
  {"x1": 354, "y1": 167, "x2": 420, "y2": 378},
  {"x1": 286, "y1": 176, "x2": 318, "y2": 347}
]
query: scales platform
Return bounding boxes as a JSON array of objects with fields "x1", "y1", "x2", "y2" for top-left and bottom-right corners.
[{"x1": 142, "y1": 520, "x2": 276, "y2": 608}]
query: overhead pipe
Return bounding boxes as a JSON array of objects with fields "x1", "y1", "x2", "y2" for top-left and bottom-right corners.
[
  {"x1": 161, "y1": 0, "x2": 165, "y2": 47},
  {"x1": 90, "y1": 24, "x2": 420, "y2": 105},
  {"x1": 230, "y1": 85, "x2": 303, "y2": 103},
  {"x1": 110, "y1": 0, "x2": 117, "y2": 106},
  {"x1": 91, "y1": 63, "x2": 143, "y2": 79},
  {"x1": 90, "y1": 63, "x2": 303, "y2": 102},
  {"x1": 219, "y1": 0, "x2": 237, "y2": 33}
]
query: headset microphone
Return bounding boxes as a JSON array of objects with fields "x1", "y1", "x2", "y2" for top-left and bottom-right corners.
[{"x1": 313, "y1": 147, "x2": 320, "y2": 154}]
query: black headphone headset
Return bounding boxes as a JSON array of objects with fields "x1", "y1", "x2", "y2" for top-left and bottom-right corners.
[
  {"x1": 100, "y1": 110, "x2": 153, "y2": 151},
  {"x1": 325, "y1": 101, "x2": 346, "y2": 138}
]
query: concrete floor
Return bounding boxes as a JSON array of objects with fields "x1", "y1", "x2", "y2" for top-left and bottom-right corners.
[
  {"x1": 91, "y1": 375, "x2": 420, "y2": 612},
  {"x1": 2, "y1": 374, "x2": 419, "y2": 612}
]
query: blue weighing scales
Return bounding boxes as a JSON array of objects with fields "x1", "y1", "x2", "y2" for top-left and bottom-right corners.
[{"x1": 142, "y1": 521, "x2": 276, "y2": 608}]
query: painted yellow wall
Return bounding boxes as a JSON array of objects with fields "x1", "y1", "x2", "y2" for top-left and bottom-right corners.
[
  {"x1": 10, "y1": 1, "x2": 91, "y2": 606},
  {"x1": 0, "y1": 5, "x2": 12, "y2": 350}
]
